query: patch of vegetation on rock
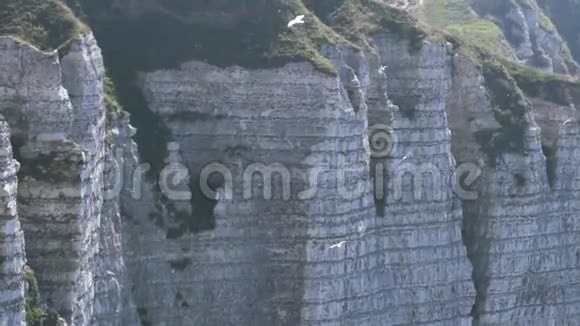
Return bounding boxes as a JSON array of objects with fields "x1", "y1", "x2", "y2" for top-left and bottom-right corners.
[
  {"x1": 16, "y1": 141, "x2": 86, "y2": 184},
  {"x1": 503, "y1": 59, "x2": 580, "y2": 106},
  {"x1": 0, "y1": 0, "x2": 85, "y2": 51},
  {"x1": 307, "y1": 0, "x2": 427, "y2": 51},
  {"x1": 473, "y1": 54, "x2": 530, "y2": 166},
  {"x1": 420, "y1": 0, "x2": 510, "y2": 57},
  {"x1": 24, "y1": 266, "x2": 47, "y2": 325},
  {"x1": 82, "y1": 0, "x2": 339, "y2": 74},
  {"x1": 537, "y1": 0, "x2": 580, "y2": 64},
  {"x1": 103, "y1": 74, "x2": 122, "y2": 113}
]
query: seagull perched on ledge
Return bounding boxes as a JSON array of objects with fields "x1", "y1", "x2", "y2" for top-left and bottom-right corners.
[
  {"x1": 288, "y1": 15, "x2": 305, "y2": 28},
  {"x1": 329, "y1": 241, "x2": 346, "y2": 249}
]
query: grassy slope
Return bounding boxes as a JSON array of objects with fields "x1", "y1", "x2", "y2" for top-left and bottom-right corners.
[
  {"x1": 0, "y1": 0, "x2": 84, "y2": 51},
  {"x1": 537, "y1": 0, "x2": 580, "y2": 64},
  {"x1": 420, "y1": 0, "x2": 508, "y2": 57},
  {"x1": 416, "y1": 0, "x2": 580, "y2": 159},
  {"x1": 82, "y1": 0, "x2": 341, "y2": 74},
  {"x1": 306, "y1": 0, "x2": 427, "y2": 51},
  {"x1": 524, "y1": 0, "x2": 577, "y2": 70}
]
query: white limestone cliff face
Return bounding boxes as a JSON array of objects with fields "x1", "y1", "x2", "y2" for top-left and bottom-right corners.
[
  {"x1": 446, "y1": 49, "x2": 580, "y2": 324},
  {"x1": 0, "y1": 33, "x2": 138, "y2": 325},
  {"x1": 125, "y1": 59, "x2": 377, "y2": 325},
  {"x1": 116, "y1": 34, "x2": 477, "y2": 324},
  {"x1": 3, "y1": 7, "x2": 580, "y2": 326},
  {"x1": 94, "y1": 110, "x2": 140, "y2": 326},
  {"x1": 0, "y1": 116, "x2": 25, "y2": 326},
  {"x1": 79, "y1": 24, "x2": 580, "y2": 325},
  {"x1": 369, "y1": 34, "x2": 477, "y2": 324},
  {"x1": 537, "y1": 0, "x2": 580, "y2": 67},
  {"x1": 473, "y1": 0, "x2": 579, "y2": 75}
]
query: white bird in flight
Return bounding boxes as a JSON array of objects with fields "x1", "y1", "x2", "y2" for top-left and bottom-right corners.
[
  {"x1": 401, "y1": 150, "x2": 414, "y2": 161},
  {"x1": 329, "y1": 241, "x2": 346, "y2": 249},
  {"x1": 378, "y1": 65, "x2": 388, "y2": 74},
  {"x1": 288, "y1": 15, "x2": 305, "y2": 28}
]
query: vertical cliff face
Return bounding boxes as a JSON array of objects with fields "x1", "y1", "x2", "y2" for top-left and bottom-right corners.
[
  {"x1": 537, "y1": 0, "x2": 580, "y2": 66},
  {"x1": 4, "y1": 1, "x2": 580, "y2": 325},
  {"x1": 369, "y1": 34, "x2": 477, "y2": 324},
  {"x1": 0, "y1": 31, "x2": 138, "y2": 325},
  {"x1": 470, "y1": 0, "x2": 579, "y2": 75},
  {"x1": 95, "y1": 110, "x2": 140, "y2": 326},
  {"x1": 122, "y1": 59, "x2": 376, "y2": 325},
  {"x1": 445, "y1": 47, "x2": 580, "y2": 324},
  {"x1": 0, "y1": 117, "x2": 25, "y2": 326},
  {"x1": 109, "y1": 28, "x2": 479, "y2": 324}
]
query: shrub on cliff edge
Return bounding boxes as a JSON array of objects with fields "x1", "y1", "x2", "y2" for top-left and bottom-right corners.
[{"x1": 0, "y1": 0, "x2": 85, "y2": 50}]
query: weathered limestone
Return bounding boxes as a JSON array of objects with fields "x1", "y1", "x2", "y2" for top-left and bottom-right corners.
[
  {"x1": 0, "y1": 33, "x2": 137, "y2": 325},
  {"x1": 0, "y1": 37, "x2": 73, "y2": 142},
  {"x1": 371, "y1": 34, "x2": 477, "y2": 325},
  {"x1": 3, "y1": 2, "x2": 580, "y2": 325},
  {"x1": 446, "y1": 48, "x2": 580, "y2": 324},
  {"x1": 473, "y1": 0, "x2": 579, "y2": 75},
  {"x1": 125, "y1": 59, "x2": 375, "y2": 325},
  {"x1": 93, "y1": 110, "x2": 140, "y2": 326},
  {"x1": 0, "y1": 116, "x2": 25, "y2": 326},
  {"x1": 537, "y1": 0, "x2": 580, "y2": 66},
  {"x1": 113, "y1": 32, "x2": 480, "y2": 325}
]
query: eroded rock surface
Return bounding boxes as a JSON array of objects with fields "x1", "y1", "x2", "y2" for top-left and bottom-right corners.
[
  {"x1": 2, "y1": 1, "x2": 580, "y2": 325},
  {"x1": 0, "y1": 116, "x2": 25, "y2": 326}
]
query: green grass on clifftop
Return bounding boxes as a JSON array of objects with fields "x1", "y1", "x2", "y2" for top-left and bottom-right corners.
[
  {"x1": 420, "y1": 0, "x2": 508, "y2": 57},
  {"x1": 503, "y1": 60, "x2": 580, "y2": 106},
  {"x1": 85, "y1": 0, "x2": 340, "y2": 74},
  {"x1": 306, "y1": 0, "x2": 427, "y2": 51},
  {"x1": 0, "y1": 0, "x2": 85, "y2": 50}
]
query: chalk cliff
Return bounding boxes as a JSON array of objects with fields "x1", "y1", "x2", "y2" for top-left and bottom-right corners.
[
  {"x1": 1, "y1": 0, "x2": 580, "y2": 325},
  {"x1": 472, "y1": 0, "x2": 579, "y2": 75}
]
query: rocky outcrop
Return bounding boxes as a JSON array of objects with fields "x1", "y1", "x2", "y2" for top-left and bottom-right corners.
[
  {"x1": 446, "y1": 48, "x2": 580, "y2": 324},
  {"x1": 472, "y1": 0, "x2": 579, "y2": 75},
  {"x1": 93, "y1": 110, "x2": 140, "y2": 326},
  {"x1": 124, "y1": 59, "x2": 376, "y2": 325},
  {"x1": 0, "y1": 33, "x2": 137, "y2": 325},
  {"x1": 109, "y1": 31, "x2": 478, "y2": 325},
  {"x1": 3, "y1": 1, "x2": 580, "y2": 325},
  {"x1": 537, "y1": 0, "x2": 580, "y2": 66},
  {"x1": 370, "y1": 34, "x2": 477, "y2": 324},
  {"x1": 0, "y1": 116, "x2": 26, "y2": 326}
]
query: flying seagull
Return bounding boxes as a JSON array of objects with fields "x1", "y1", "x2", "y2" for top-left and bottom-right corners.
[
  {"x1": 378, "y1": 65, "x2": 388, "y2": 74},
  {"x1": 288, "y1": 15, "x2": 305, "y2": 28},
  {"x1": 329, "y1": 241, "x2": 346, "y2": 249},
  {"x1": 401, "y1": 150, "x2": 414, "y2": 161}
]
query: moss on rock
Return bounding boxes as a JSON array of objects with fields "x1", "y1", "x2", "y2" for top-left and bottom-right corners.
[
  {"x1": 307, "y1": 0, "x2": 427, "y2": 51},
  {"x1": 82, "y1": 0, "x2": 340, "y2": 74},
  {"x1": 503, "y1": 60, "x2": 580, "y2": 106},
  {"x1": 474, "y1": 55, "x2": 531, "y2": 165},
  {"x1": 16, "y1": 141, "x2": 86, "y2": 184},
  {"x1": 0, "y1": 0, "x2": 85, "y2": 51},
  {"x1": 24, "y1": 266, "x2": 47, "y2": 325}
]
